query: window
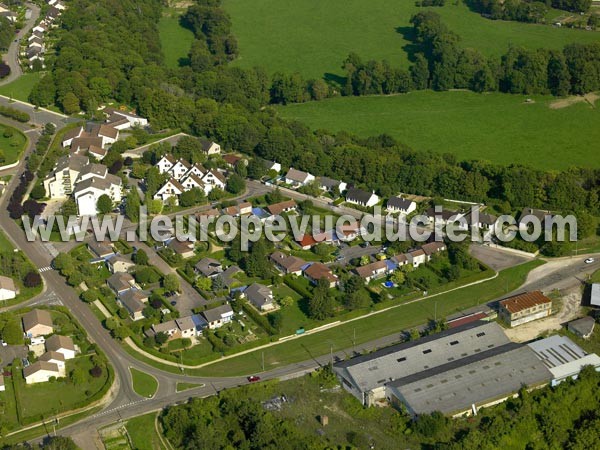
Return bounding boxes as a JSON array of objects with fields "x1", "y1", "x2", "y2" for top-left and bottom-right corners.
[
  {"x1": 422, "y1": 349, "x2": 432, "y2": 354},
  {"x1": 450, "y1": 340, "x2": 459, "y2": 346}
]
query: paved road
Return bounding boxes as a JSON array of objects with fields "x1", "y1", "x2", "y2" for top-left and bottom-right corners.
[{"x1": 0, "y1": 3, "x2": 40, "y2": 87}]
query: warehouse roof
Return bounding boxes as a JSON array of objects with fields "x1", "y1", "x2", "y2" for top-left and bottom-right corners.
[
  {"x1": 499, "y1": 291, "x2": 551, "y2": 314},
  {"x1": 387, "y1": 343, "x2": 552, "y2": 415}
]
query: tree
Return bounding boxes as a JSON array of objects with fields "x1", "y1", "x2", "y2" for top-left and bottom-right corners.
[
  {"x1": 195, "y1": 276, "x2": 212, "y2": 291},
  {"x1": 61, "y1": 92, "x2": 81, "y2": 114},
  {"x1": 226, "y1": 173, "x2": 246, "y2": 194},
  {"x1": 163, "y1": 273, "x2": 180, "y2": 293},
  {"x1": 80, "y1": 289, "x2": 98, "y2": 303},
  {"x1": 23, "y1": 271, "x2": 42, "y2": 287},
  {"x1": 30, "y1": 184, "x2": 46, "y2": 200},
  {"x1": 133, "y1": 249, "x2": 149, "y2": 265},
  {"x1": 53, "y1": 253, "x2": 74, "y2": 276},
  {"x1": 345, "y1": 289, "x2": 371, "y2": 310},
  {"x1": 96, "y1": 194, "x2": 113, "y2": 214},
  {"x1": 180, "y1": 187, "x2": 206, "y2": 207},
  {"x1": 155, "y1": 331, "x2": 168, "y2": 346},
  {"x1": 247, "y1": 157, "x2": 267, "y2": 179},
  {"x1": 390, "y1": 270, "x2": 406, "y2": 285},
  {"x1": 70, "y1": 366, "x2": 87, "y2": 385},
  {"x1": 89, "y1": 366, "x2": 103, "y2": 378},
  {"x1": 360, "y1": 255, "x2": 371, "y2": 266}
]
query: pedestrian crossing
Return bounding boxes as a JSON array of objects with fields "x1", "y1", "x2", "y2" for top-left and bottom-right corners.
[{"x1": 39, "y1": 266, "x2": 53, "y2": 273}]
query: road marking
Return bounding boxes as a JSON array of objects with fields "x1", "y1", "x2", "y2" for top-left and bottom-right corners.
[
  {"x1": 39, "y1": 266, "x2": 53, "y2": 273},
  {"x1": 92, "y1": 399, "x2": 150, "y2": 417}
]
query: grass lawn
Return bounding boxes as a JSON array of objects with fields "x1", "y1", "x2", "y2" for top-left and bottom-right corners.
[
  {"x1": 176, "y1": 382, "x2": 204, "y2": 392},
  {"x1": 277, "y1": 90, "x2": 600, "y2": 170},
  {"x1": 130, "y1": 367, "x2": 158, "y2": 398},
  {"x1": 15, "y1": 356, "x2": 110, "y2": 422},
  {"x1": 0, "y1": 73, "x2": 42, "y2": 103},
  {"x1": 0, "y1": 124, "x2": 27, "y2": 165},
  {"x1": 0, "y1": 228, "x2": 13, "y2": 251},
  {"x1": 126, "y1": 412, "x2": 166, "y2": 450},
  {"x1": 223, "y1": 0, "x2": 599, "y2": 79},
  {"x1": 158, "y1": 9, "x2": 195, "y2": 69},
  {"x1": 194, "y1": 260, "x2": 544, "y2": 376}
]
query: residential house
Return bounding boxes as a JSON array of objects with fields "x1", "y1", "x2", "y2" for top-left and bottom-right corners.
[
  {"x1": 169, "y1": 159, "x2": 192, "y2": 180},
  {"x1": 386, "y1": 197, "x2": 416, "y2": 215},
  {"x1": 154, "y1": 178, "x2": 185, "y2": 204},
  {"x1": 243, "y1": 283, "x2": 275, "y2": 311},
  {"x1": 499, "y1": 291, "x2": 552, "y2": 327},
  {"x1": 336, "y1": 222, "x2": 362, "y2": 241},
  {"x1": 175, "y1": 316, "x2": 200, "y2": 338},
  {"x1": 285, "y1": 168, "x2": 315, "y2": 187},
  {"x1": 392, "y1": 254, "x2": 409, "y2": 269},
  {"x1": 103, "y1": 108, "x2": 149, "y2": 128},
  {"x1": 265, "y1": 161, "x2": 281, "y2": 174},
  {"x1": 270, "y1": 251, "x2": 306, "y2": 276},
  {"x1": 519, "y1": 208, "x2": 554, "y2": 231},
  {"x1": 466, "y1": 207, "x2": 497, "y2": 230},
  {"x1": 156, "y1": 154, "x2": 176, "y2": 175},
  {"x1": 45, "y1": 335, "x2": 76, "y2": 360},
  {"x1": 220, "y1": 266, "x2": 242, "y2": 290},
  {"x1": 118, "y1": 290, "x2": 148, "y2": 321},
  {"x1": 61, "y1": 126, "x2": 86, "y2": 147},
  {"x1": 318, "y1": 177, "x2": 347, "y2": 194},
  {"x1": 106, "y1": 255, "x2": 135, "y2": 274},
  {"x1": 180, "y1": 173, "x2": 205, "y2": 192},
  {"x1": 167, "y1": 239, "x2": 195, "y2": 259},
  {"x1": 107, "y1": 272, "x2": 136, "y2": 295},
  {"x1": 185, "y1": 163, "x2": 207, "y2": 179},
  {"x1": 200, "y1": 139, "x2": 221, "y2": 155},
  {"x1": 195, "y1": 257, "x2": 223, "y2": 278},
  {"x1": 425, "y1": 208, "x2": 466, "y2": 228},
  {"x1": 421, "y1": 241, "x2": 446, "y2": 261},
  {"x1": 39, "y1": 351, "x2": 66, "y2": 369},
  {"x1": 201, "y1": 169, "x2": 226, "y2": 191},
  {"x1": 567, "y1": 317, "x2": 595, "y2": 339},
  {"x1": 22, "y1": 309, "x2": 53, "y2": 338},
  {"x1": 346, "y1": 188, "x2": 379, "y2": 208},
  {"x1": 88, "y1": 240, "x2": 115, "y2": 259},
  {"x1": 222, "y1": 154, "x2": 245, "y2": 168},
  {"x1": 304, "y1": 263, "x2": 338, "y2": 288},
  {"x1": 354, "y1": 261, "x2": 389, "y2": 282},
  {"x1": 202, "y1": 304, "x2": 234, "y2": 329},
  {"x1": 408, "y1": 249, "x2": 427, "y2": 268},
  {"x1": 297, "y1": 234, "x2": 318, "y2": 250},
  {"x1": 24, "y1": 361, "x2": 60, "y2": 384},
  {"x1": 152, "y1": 320, "x2": 179, "y2": 341},
  {"x1": 224, "y1": 202, "x2": 252, "y2": 217},
  {"x1": 0, "y1": 276, "x2": 18, "y2": 301},
  {"x1": 43, "y1": 154, "x2": 89, "y2": 198},
  {"x1": 266, "y1": 200, "x2": 297, "y2": 216},
  {"x1": 74, "y1": 174, "x2": 122, "y2": 216},
  {"x1": 196, "y1": 208, "x2": 220, "y2": 222},
  {"x1": 88, "y1": 145, "x2": 107, "y2": 161}
]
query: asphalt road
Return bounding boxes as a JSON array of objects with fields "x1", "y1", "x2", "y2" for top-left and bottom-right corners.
[{"x1": 0, "y1": 3, "x2": 40, "y2": 87}]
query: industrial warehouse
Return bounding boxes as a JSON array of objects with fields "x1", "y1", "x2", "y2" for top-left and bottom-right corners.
[{"x1": 333, "y1": 321, "x2": 600, "y2": 416}]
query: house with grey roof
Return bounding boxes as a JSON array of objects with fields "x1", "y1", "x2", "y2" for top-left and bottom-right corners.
[
  {"x1": 567, "y1": 316, "x2": 595, "y2": 339},
  {"x1": 195, "y1": 257, "x2": 223, "y2": 278},
  {"x1": 346, "y1": 188, "x2": 379, "y2": 208},
  {"x1": 118, "y1": 290, "x2": 148, "y2": 321},
  {"x1": 243, "y1": 283, "x2": 274, "y2": 311},
  {"x1": 202, "y1": 304, "x2": 234, "y2": 329},
  {"x1": 386, "y1": 197, "x2": 416, "y2": 214}
]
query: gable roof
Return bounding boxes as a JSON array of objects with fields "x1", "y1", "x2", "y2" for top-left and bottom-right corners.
[
  {"x1": 266, "y1": 200, "x2": 297, "y2": 216},
  {"x1": 203, "y1": 304, "x2": 234, "y2": 323},
  {"x1": 386, "y1": 196, "x2": 414, "y2": 211},
  {"x1": 119, "y1": 290, "x2": 146, "y2": 314},
  {"x1": 46, "y1": 334, "x2": 75, "y2": 352},
  {"x1": 23, "y1": 361, "x2": 59, "y2": 378},
  {"x1": 421, "y1": 241, "x2": 445, "y2": 256},
  {"x1": 22, "y1": 309, "x2": 53, "y2": 331},
  {"x1": 39, "y1": 351, "x2": 65, "y2": 363},
  {"x1": 304, "y1": 263, "x2": 337, "y2": 283},
  {"x1": 270, "y1": 251, "x2": 306, "y2": 273},
  {"x1": 244, "y1": 283, "x2": 273, "y2": 308},
  {"x1": 195, "y1": 257, "x2": 222, "y2": 277},
  {"x1": 200, "y1": 139, "x2": 218, "y2": 152},
  {"x1": 346, "y1": 187, "x2": 374, "y2": 204},
  {"x1": 355, "y1": 260, "x2": 388, "y2": 278},
  {"x1": 0, "y1": 275, "x2": 16, "y2": 292},
  {"x1": 499, "y1": 291, "x2": 552, "y2": 314},
  {"x1": 107, "y1": 272, "x2": 135, "y2": 292},
  {"x1": 88, "y1": 240, "x2": 114, "y2": 257}
]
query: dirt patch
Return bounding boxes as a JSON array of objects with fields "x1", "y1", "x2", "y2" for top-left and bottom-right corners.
[{"x1": 549, "y1": 93, "x2": 599, "y2": 110}]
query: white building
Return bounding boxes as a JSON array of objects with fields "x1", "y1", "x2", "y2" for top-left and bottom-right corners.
[
  {"x1": 200, "y1": 139, "x2": 221, "y2": 155},
  {"x1": 346, "y1": 188, "x2": 379, "y2": 208},
  {"x1": 43, "y1": 155, "x2": 89, "y2": 199},
  {"x1": 154, "y1": 178, "x2": 185, "y2": 204},
  {"x1": 386, "y1": 197, "x2": 416, "y2": 214},
  {"x1": 24, "y1": 361, "x2": 61, "y2": 384},
  {"x1": 285, "y1": 167, "x2": 315, "y2": 187},
  {"x1": 103, "y1": 108, "x2": 149, "y2": 128},
  {"x1": 45, "y1": 335, "x2": 76, "y2": 360},
  {"x1": 73, "y1": 174, "x2": 122, "y2": 216},
  {"x1": 156, "y1": 154, "x2": 176, "y2": 175},
  {"x1": 0, "y1": 275, "x2": 18, "y2": 301},
  {"x1": 202, "y1": 304, "x2": 234, "y2": 330}
]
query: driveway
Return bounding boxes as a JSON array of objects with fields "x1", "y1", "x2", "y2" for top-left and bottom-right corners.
[{"x1": 335, "y1": 243, "x2": 383, "y2": 266}]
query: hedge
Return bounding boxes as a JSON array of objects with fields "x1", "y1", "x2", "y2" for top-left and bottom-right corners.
[{"x1": 0, "y1": 105, "x2": 29, "y2": 122}]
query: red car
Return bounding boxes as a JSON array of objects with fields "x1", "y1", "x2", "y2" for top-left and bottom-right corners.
[{"x1": 247, "y1": 375, "x2": 261, "y2": 383}]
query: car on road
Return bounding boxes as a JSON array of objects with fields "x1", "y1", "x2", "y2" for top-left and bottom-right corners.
[
  {"x1": 247, "y1": 375, "x2": 261, "y2": 383},
  {"x1": 585, "y1": 258, "x2": 595, "y2": 264},
  {"x1": 360, "y1": 242, "x2": 370, "y2": 248},
  {"x1": 170, "y1": 300, "x2": 177, "y2": 306},
  {"x1": 335, "y1": 255, "x2": 344, "y2": 262}
]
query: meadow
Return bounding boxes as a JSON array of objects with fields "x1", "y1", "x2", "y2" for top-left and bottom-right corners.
[
  {"x1": 158, "y1": 8, "x2": 195, "y2": 69},
  {"x1": 277, "y1": 90, "x2": 600, "y2": 170},
  {"x1": 0, "y1": 73, "x2": 42, "y2": 103},
  {"x1": 223, "y1": 0, "x2": 600, "y2": 79}
]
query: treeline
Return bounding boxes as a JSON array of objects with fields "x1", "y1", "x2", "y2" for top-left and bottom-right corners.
[
  {"x1": 0, "y1": 105, "x2": 30, "y2": 123},
  {"x1": 0, "y1": 16, "x2": 15, "y2": 51},
  {"x1": 406, "y1": 11, "x2": 600, "y2": 95},
  {"x1": 469, "y1": 0, "x2": 548, "y2": 23}
]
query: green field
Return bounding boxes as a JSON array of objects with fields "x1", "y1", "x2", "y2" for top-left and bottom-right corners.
[
  {"x1": 194, "y1": 260, "x2": 544, "y2": 376},
  {"x1": 126, "y1": 412, "x2": 166, "y2": 450},
  {"x1": 130, "y1": 367, "x2": 158, "y2": 398},
  {"x1": 223, "y1": 0, "x2": 600, "y2": 79},
  {"x1": 158, "y1": 9, "x2": 195, "y2": 69},
  {"x1": 277, "y1": 90, "x2": 600, "y2": 170},
  {"x1": 0, "y1": 124, "x2": 27, "y2": 165},
  {"x1": 0, "y1": 73, "x2": 42, "y2": 103}
]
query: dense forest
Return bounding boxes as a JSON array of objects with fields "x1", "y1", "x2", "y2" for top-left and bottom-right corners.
[
  {"x1": 25, "y1": 0, "x2": 600, "y2": 249},
  {"x1": 160, "y1": 365, "x2": 600, "y2": 449}
]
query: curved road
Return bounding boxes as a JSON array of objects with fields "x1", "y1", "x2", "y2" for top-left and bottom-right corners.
[{"x1": 0, "y1": 3, "x2": 40, "y2": 87}]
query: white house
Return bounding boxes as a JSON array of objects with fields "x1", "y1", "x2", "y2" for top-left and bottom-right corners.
[
  {"x1": 386, "y1": 197, "x2": 416, "y2": 214},
  {"x1": 202, "y1": 304, "x2": 234, "y2": 329},
  {"x1": 73, "y1": 174, "x2": 122, "y2": 216},
  {"x1": 0, "y1": 276, "x2": 18, "y2": 301},
  {"x1": 200, "y1": 139, "x2": 221, "y2": 155},
  {"x1": 45, "y1": 335, "x2": 76, "y2": 360},
  {"x1": 169, "y1": 159, "x2": 192, "y2": 180},
  {"x1": 285, "y1": 168, "x2": 315, "y2": 187},
  {"x1": 201, "y1": 169, "x2": 226, "y2": 190},
  {"x1": 154, "y1": 178, "x2": 185, "y2": 204},
  {"x1": 118, "y1": 290, "x2": 147, "y2": 321},
  {"x1": 265, "y1": 161, "x2": 281, "y2": 174},
  {"x1": 43, "y1": 155, "x2": 89, "y2": 199},
  {"x1": 22, "y1": 309, "x2": 54, "y2": 338},
  {"x1": 408, "y1": 249, "x2": 427, "y2": 268},
  {"x1": 156, "y1": 154, "x2": 176, "y2": 175},
  {"x1": 318, "y1": 177, "x2": 347, "y2": 194},
  {"x1": 24, "y1": 361, "x2": 61, "y2": 384},
  {"x1": 39, "y1": 351, "x2": 66, "y2": 369},
  {"x1": 346, "y1": 188, "x2": 379, "y2": 208},
  {"x1": 354, "y1": 260, "x2": 389, "y2": 282},
  {"x1": 180, "y1": 173, "x2": 206, "y2": 192},
  {"x1": 103, "y1": 108, "x2": 149, "y2": 128},
  {"x1": 184, "y1": 163, "x2": 207, "y2": 179}
]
